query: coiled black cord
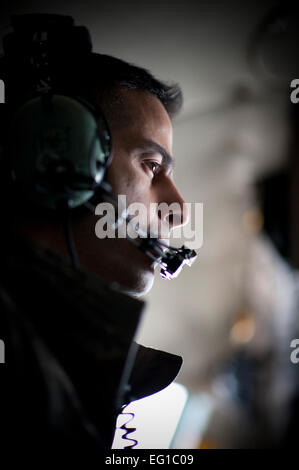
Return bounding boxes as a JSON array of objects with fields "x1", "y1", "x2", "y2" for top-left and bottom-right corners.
[{"x1": 119, "y1": 406, "x2": 138, "y2": 449}]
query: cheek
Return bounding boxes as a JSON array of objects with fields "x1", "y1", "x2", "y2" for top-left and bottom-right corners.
[{"x1": 105, "y1": 151, "x2": 152, "y2": 207}]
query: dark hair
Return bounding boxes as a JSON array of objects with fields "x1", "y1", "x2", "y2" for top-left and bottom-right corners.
[
  {"x1": 45, "y1": 52, "x2": 182, "y2": 120},
  {"x1": 86, "y1": 53, "x2": 183, "y2": 119},
  {"x1": 0, "y1": 51, "x2": 182, "y2": 140}
]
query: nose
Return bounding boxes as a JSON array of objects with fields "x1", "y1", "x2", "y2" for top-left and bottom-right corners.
[{"x1": 156, "y1": 177, "x2": 189, "y2": 231}]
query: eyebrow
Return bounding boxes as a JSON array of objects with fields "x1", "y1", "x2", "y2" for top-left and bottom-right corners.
[{"x1": 137, "y1": 139, "x2": 174, "y2": 172}]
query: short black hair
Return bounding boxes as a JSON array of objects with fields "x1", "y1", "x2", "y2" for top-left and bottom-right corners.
[
  {"x1": 48, "y1": 53, "x2": 182, "y2": 121},
  {"x1": 0, "y1": 51, "x2": 183, "y2": 143},
  {"x1": 86, "y1": 53, "x2": 183, "y2": 119}
]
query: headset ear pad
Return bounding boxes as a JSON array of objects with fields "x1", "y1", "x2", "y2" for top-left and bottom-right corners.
[{"x1": 10, "y1": 95, "x2": 111, "y2": 209}]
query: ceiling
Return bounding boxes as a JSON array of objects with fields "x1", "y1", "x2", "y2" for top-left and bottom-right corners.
[{"x1": 0, "y1": 0, "x2": 294, "y2": 389}]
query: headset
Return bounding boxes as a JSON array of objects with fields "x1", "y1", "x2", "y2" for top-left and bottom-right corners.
[{"x1": 0, "y1": 13, "x2": 197, "y2": 279}]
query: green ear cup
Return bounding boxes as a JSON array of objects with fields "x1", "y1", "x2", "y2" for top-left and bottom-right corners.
[{"x1": 10, "y1": 94, "x2": 111, "y2": 209}]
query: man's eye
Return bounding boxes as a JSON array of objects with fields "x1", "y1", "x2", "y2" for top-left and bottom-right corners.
[{"x1": 143, "y1": 161, "x2": 162, "y2": 175}]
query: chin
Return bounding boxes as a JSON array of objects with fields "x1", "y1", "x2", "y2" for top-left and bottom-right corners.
[
  {"x1": 117, "y1": 268, "x2": 155, "y2": 298},
  {"x1": 80, "y1": 237, "x2": 156, "y2": 297}
]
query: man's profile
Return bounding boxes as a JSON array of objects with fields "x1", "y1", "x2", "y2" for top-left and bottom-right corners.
[{"x1": 0, "y1": 14, "x2": 194, "y2": 454}]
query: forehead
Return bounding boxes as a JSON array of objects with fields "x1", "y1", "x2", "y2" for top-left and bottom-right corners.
[{"x1": 100, "y1": 88, "x2": 173, "y2": 148}]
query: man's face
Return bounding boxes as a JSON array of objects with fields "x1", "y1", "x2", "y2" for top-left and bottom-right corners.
[{"x1": 74, "y1": 88, "x2": 187, "y2": 296}]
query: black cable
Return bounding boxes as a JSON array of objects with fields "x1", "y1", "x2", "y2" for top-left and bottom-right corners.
[
  {"x1": 119, "y1": 406, "x2": 138, "y2": 449},
  {"x1": 56, "y1": 199, "x2": 80, "y2": 270},
  {"x1": 63, "y1": 208, "x2": 80, "y2": 270}
]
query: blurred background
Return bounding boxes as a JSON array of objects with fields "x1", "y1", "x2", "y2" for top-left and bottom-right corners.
[{"x1": 1, "y1": 0, "x2": 299, "y2": 449}]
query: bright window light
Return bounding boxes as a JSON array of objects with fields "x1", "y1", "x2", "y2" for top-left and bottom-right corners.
[{"x1": 112, "y1": 382, "x2": 188, "y2": 449}]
